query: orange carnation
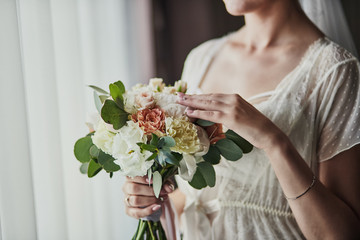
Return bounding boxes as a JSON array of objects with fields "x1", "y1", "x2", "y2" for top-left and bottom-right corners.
[{"x1": 132, "y1": 108, "x2": 165, "y2": 135}]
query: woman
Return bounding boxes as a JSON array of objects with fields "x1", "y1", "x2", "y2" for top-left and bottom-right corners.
[{"x1": 123, "y1": 0, "x2": 360, "y2": 239}]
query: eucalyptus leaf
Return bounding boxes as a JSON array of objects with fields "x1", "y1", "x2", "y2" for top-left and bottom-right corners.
[
  {"x1": 215, "y1": 138, "x2": 243, "y2": 161},
  {"x1": 160, "y1": 150, "x2": 180, "y2": 166},
  {"x1": 196, "y1": 119, "x2": 215, "y2": 127},
  {"x1": 109, "y1": 172, "x2": 113, "y2": 178},
  {"x1": 87, "y1": 159, "x2": 102, "y2": 177},
  {"x1": 225, "y1": 129, "x2": 253, "y2": 153},
  {"x1": 197, "y1": 162, "x2": 216, "y2": 187},
  {"x1": 188, "y1": 168, "x2": 207, "y2": 189},
  {"x1": 152, "y1": 171, "x2": 162, "y2": 198},
  {"x1": 158, "y1": 136, "x2": 176, "y2": 149},
  {"x1": 101, "y1": 100, "x2": 128, "y2": 130},
  {"x1": 102, "y1": 161, "x2": 120, "y2": 172},
  {"x1": 157, "y1": 151, "x2": 167, "y2": 166},
  {"x1": 80, "y1": 162, "x2": 89, "y2": 174},
  {"x1": 88, "y1": 85, "x2": 109, "y2": 95},
  {"x1": 89, "y1": 145, "x2": 100, "y2": 158},
  {"x1": 202, "y1": 145, "x2": 221, "y2": 164},
  {"x1": 74, "y1": 136, "x2": 93, "y2": 163},
  {"x1": 94, "y1": 91, "x2": 103, "y2": 113},
  {"x1": 147, "y1": 169, "x2": 152, "y2": 186}
]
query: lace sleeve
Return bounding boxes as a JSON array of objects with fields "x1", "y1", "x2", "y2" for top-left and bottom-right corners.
[{"x1": 317, "y1": 59, "x2": 360, "y2": 162}]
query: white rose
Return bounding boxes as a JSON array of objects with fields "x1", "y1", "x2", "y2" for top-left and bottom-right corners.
[
  {"x1": 174, "y1": 80, "x2": 187, "y2": 93},
  {"x1": 149, "y1": 78, "x2": 165, "y2": 92},
  {"x1": 154, "y1": 93, "x2": 187, "y2": 118},
  {"x1": 135, "y1": 91, "x2": 155, "y2": 109},
  {"x1": 178, "y1": 154, "x2": 202, "y2": 181},
  {"x1": 163, "y1": 86, "x2": 177, "y2": 94},
  {"x1": 91, "y1": 120, "x2": 116, "y2": 154}
]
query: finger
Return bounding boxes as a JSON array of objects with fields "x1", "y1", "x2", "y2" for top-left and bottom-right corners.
[
  {"x1": 127, "y1": 195, "x2": 163, "y2": 207},
  {"x1": 126, "y1": 204, "x2": 162, "y2": 219},
  {"x1": 177, "y1": 93, "x2": 227, "y2": 110},
  {"x1": 185, "y1": 109, "x2": 224, "y2": 123},
  {"x1": 124, "y1": 182, "x2": 155, "y2": 196},
  {"x1": 126, "y1": 176, "x2": 151, "y2": 184}
]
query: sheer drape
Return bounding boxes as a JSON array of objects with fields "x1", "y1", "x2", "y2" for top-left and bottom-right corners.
[{"x1": 0, "y1": 0, "x2": 154, "y2": 239}]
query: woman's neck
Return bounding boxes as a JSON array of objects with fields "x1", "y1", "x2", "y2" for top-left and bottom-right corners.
[{"x1": 235, "y1": 1, "x2": 317, "y2": 50}]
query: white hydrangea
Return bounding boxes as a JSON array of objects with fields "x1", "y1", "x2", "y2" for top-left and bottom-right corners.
[
  {"x1": 91, "y1": 120, "x2": 116, "y2": 155},
  {"x1": 112, "y1": 121, "x2": 154, "y2": 177}
]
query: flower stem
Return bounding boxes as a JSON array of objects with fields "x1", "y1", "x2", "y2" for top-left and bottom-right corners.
[
  {"x1": 135, "y1": 220, "x2": 147, "y2": 240},
  {"x1": 147, "y1": 221, "x2": 156, "y2": 240}
]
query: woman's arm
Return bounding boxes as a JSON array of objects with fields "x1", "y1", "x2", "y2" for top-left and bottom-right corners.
[{"x1": 178, "y1": 93, "x2": 360, "y2": 239}]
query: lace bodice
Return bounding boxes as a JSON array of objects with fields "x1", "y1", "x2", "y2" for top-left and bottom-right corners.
[{"x1": 176, "y1": 35, "x2": 360, "y2": 239}]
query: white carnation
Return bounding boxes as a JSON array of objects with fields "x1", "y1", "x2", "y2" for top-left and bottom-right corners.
[{"x1": 91, "y1": 120, "x2": 116, "y2": 154}]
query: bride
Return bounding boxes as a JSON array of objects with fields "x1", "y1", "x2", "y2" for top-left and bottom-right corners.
[{"x1": 122, "y1": 0, "x2": 360, "y2": 239}]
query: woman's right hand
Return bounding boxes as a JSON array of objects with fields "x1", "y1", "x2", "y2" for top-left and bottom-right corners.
[{"x1": 122, "y1": 176, "x2": 175, "y2": 219}]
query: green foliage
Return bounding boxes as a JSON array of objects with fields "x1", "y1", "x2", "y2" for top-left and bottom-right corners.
[
  {"x1": 80, "y1": 162, "x2": 89, "y2": 174},
  {"x1": 225, "y1": 129, "x2": 253, "y2": 153},
  {"x1": 89, "y1": 145, "x2": 100, "y2": 158},
  {"x1": 202, "y1": 145, "x2": 221, "y2": 164},
  {"x1": 197, "y1": 162, "x2": 216, "y2": 187},
  {"x1": 196, "y1": 119, "x2": 215, "y2": 127},
  {"x1": 158, "y1": 136, "x2": 176, "y2": 149},
  {"x1": 97, "y1": 151, "x2": 120, "y2": 172},
  {"x1": 152, "y1": 171, "x2": 162, "y2": 198},
  {"x1": 189, "y1": 167, "x2": 207, "y2": 189},
  {"x1": 87, "y1": 159, "x2": 102, "y2": 177},
  {"x1": 93, "y1": 91, "x2": 103, "y2": 113},
  {"x1": 88, "y1": 85, "x2": 109, "y2": 95},
  {"x1": 109, "y1": 83, "x2": 124, "y2": 109},
  {"x1": 74, "y1": 136, "x2": 93, "y2": 163},
  {"x1": 150, "y1": 133, "x2": 159, "y2": 146},
  {"x1": 101, "y1": 100, "x2": 128, "y2": 130},
  {"x1": 215, "y1": 138, "x2": 243, "y2": 161}
]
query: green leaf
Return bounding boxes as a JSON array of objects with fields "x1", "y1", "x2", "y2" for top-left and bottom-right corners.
[
  {"x1": 215, "y1": 138, "x2": 243, "y2": 161},
  {"x1": 114, "y1": 81, "x2": 126, "y2": 94},
  {"x1": 80, "y1": 162, "x2": 89, "y2": 174},
  {"x1": 196, "y1": 119, "x2": 215, "y2": 127},
  {"x1": 158, "y1": 136, "x2": 176, "y2": 149},
  {"x1": 172, "y1": 152, "x2": 183, "y2": 162},
  {"x1": 87, "y1": 159, "x2": 102, "y2": 177},
  {"x1": 152, "y1": 171, "x2": 162, "y2": 198},
  {"x1": 188, "y1": 168, "x2": 207, "y2": 189},
  {"x1": 109, "y1": 172, "x2": 113, "y2": 178},
  {"x1": 197, "y1": 162, "x2": 216, "y2": 187},
  {"x1": 203, "y1": 145, "x2": 221, "y2": 164},
  {"x1": 89, "y1": 145, "x2": 100, "y2": 158},
  {"x1": 101, "y1": 100, "x2": 129, "y2": 130},
  {"x1": 140, "y1": 143, "x2": 157, "y2": 152},
  {"x1": 225, "y1": 129, "x2": 253, "y2": 153},
  {"x1": 94, "y1": 91, "x2": 103, "y2": 113},
  {"x1": 99, "y1": 95, "x2": 109, "y2": 104},
  {"x1": 88, "y1": 85, "x2": 109, "y2": 94},
  {"x1": 147, "y1": 169, "x2": 152, "y2": 186},
  {"x1": 109, "y1": 83, "x2": 124, "y2": 109},
  {"x1": 150, "y1": 133, "x2": 159, "y2": 146},
  {"x1": 146, "y1": 152, "x2": 158, "y2": 161},
  {"x1": 98, "y1": 151, "x2": 120, "y2": 172},
  {"x1": 74, "y1": 136, "x2": 93, "y2": 163}
]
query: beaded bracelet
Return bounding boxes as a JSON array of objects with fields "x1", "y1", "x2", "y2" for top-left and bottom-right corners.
[{"x1": 285, "y1": 175, "x2": 317, "y2": 200}]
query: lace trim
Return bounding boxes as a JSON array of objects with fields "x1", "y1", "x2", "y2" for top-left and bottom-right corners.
[{"x1": 221, "y1": 201, "x2": 294, "y2": 218}]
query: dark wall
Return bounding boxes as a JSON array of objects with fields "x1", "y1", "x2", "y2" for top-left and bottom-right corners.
[{"x1": 152, "y1": 0, "x2": 360, "y2": 83}]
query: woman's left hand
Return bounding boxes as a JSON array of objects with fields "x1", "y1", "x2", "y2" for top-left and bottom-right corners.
[{"x1": 177, "y1": 92, "x2": 282, "y2": 150}]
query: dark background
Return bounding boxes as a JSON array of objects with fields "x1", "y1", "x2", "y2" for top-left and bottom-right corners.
[{"x1": 151, "y1": 0, "x2": 360, "y2": 84}]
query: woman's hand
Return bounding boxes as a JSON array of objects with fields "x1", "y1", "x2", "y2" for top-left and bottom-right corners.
[
  {"x1": 177, "y1": 92, "x2": 283, "y2": 150},
  {"x1": 122, "y1": 176, "x2": 174, "y2": 219}
]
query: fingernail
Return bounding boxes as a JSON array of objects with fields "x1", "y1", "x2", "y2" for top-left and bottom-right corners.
[
  {"x1": 186, "y1": 109, "x2": 194, "y2": 114},
  {"x1": 152, "y1": 205, "x2": 161, "y2": 211},
  {"x1": 165, "y1": 184, "x2": 175, "y2": 193}
]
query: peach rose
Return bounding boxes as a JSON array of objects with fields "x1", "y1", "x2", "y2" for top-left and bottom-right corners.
[
  {"x1": 132, "y1": 108, "x2": 165, "y2": 135},
  {"x1": 204, "y1": 123, "x2": 225, "y2": 144}
]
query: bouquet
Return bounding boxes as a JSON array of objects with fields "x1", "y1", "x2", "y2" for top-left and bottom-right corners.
[{"x1": 74, "y1": 78, "x2": 253, "y2": 239}]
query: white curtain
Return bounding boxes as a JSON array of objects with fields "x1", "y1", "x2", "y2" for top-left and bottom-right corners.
[{"x1": 0, "y1": 0, "x2": 155, "y2": 239}]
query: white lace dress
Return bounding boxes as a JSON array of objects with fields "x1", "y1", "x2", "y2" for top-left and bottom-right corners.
[{"x1": 176, "y1": 35, "x2": 360, "y2": 239}]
